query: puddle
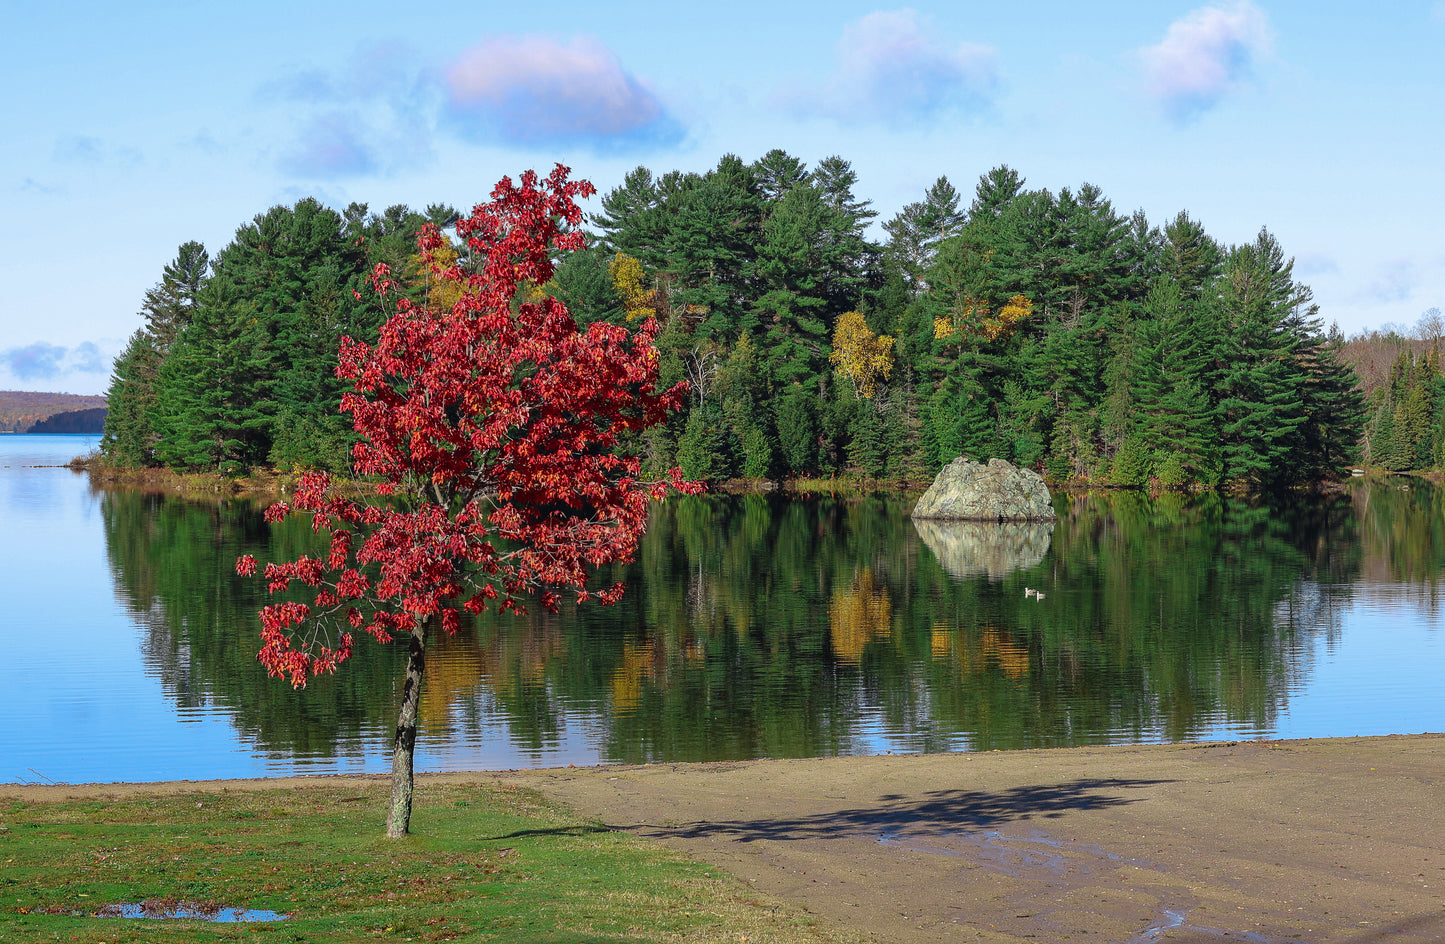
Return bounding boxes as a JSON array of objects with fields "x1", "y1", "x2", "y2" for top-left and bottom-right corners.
[
  {"x1": 878, "y1": 827, "x2": 1140, "y2": 880},
  {"x1": 1132, "y1": 908, "x2": 1188, "y2": 943},
  {"x1": 879, "y1": 829, "x2": 1297, "y2": 944},
  {"x1": 95, "y1": 901, "x2": 288, "y2": 922}
]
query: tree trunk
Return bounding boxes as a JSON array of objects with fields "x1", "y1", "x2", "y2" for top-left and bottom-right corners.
[{"x1": 386, "y1": 625, "x2": 426, "y2": 838}]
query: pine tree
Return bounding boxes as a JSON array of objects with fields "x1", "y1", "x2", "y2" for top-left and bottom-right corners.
[
  {"x1": 153, "y1": 274, "x2": 277, "y2": 472},
  {"x1": 884, "y1": 175, "x2": 965, "y2": 294},
  {"x1": 751, "y1": 148, "x2": 808, "y2": 206},
  {"x1": 847, "y1": 399, "x2": 889, "y2": 477},
  {"x1": 100, "y1": 240, "x2": 211, "y2": 467},
  {"x1": 969, "y1": 165, "x2": 1025, "y2": 221},
  {"x1": 1161, "y1": 211, "x2": 1221, "y2": 300},
  {"x1": 1199, "y1": 231, "x2": 1317, "y2": 485},
  {"x1": 753, "y1": 184, "x2": 835, "y2": 387},
  {"x1": 661, "y1": 155, "x2": 762, "y2": 339},
  {"x1": 590, "y1": 166, "x2": 662, "y2": 259},
  {"x1": 550, "y1": 245, "x2": 626, "y2": 326},
  {"x1": 101, "y1": 331, "x2": 164, "y2": 466},
  {"x1": 676, "y1": 399, "x2": 736, "y2": 483},
  {"x1": 718, "y1": 335, "x2": 777, "y2": 479},
  {"x1": 1130, "y1": 279, "x2": 1218, "y2": 483}
]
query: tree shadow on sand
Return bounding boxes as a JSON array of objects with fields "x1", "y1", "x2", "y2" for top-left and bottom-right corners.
[{"x1": 609, "y1": 777, "x2": 1172, "y2": 843}]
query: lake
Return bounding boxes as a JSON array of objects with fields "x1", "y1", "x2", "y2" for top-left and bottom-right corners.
[{"x1": 3, "y1": 434, "x2": 1442, "y2": 785}]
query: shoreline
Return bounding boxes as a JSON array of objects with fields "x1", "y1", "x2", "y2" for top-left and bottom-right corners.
[
  {"x1": 72, "y1": 456, "x2": 1381, "y2": 502},
  {"x1": 8, "y1": 734, "x2": 1443, "y2": 942},
  {"x1": 5, "y1": 731, "x2": 1437, "y2": 798}
]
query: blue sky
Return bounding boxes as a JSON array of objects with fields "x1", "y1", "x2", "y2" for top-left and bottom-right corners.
[{"x1": 4, "y1": 1, "x2": 1443, "y2": 395}]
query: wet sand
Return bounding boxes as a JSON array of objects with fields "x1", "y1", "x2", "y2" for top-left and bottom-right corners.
[{"x1": 8, "y1": 735, "x2": 1443, "y2": 943}]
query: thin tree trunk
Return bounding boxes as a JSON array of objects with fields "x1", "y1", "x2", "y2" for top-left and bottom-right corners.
[{"x1": 386, "y1": 625, "x2": 426, "y2": 838}]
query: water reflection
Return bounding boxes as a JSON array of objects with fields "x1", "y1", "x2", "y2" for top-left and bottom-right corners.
[
  {"x1": 912, "y1": 519, "x2": 1054, "y2": 580},
  {"x1": 105, "y1": 491, "x2": 406, "y2": 762},
  {"x1": 92, "y1": 482, "x2": 1445, "y2": 776}
]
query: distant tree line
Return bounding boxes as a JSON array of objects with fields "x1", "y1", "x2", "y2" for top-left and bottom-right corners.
[
  {"x1": 1336, "y1": 309, "x2": 1445, "y2": 472},
  {"x1": 0, "y1": 391, "x2": 107, "y2": 433},
  {"x1": 27, "y1": 407, "x2": 107, "y2": 434},
  {"x1": 103, "y1": 152, "x2": 1370, "y2": 488}
]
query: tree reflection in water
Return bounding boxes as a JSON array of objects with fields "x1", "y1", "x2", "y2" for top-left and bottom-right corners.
[{"x1": 104, "y1": 483, "x2": 1408, "y2": 769}]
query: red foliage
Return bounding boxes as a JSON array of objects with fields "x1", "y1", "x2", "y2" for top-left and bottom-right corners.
[{"x1": 238, "y1": 165, "x2": 699, "y2": 687}]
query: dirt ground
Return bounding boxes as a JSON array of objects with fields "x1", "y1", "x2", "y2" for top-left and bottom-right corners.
[
  {"x1": 7, "y1": 735, "x2": 1443, "y2": 943},
  {"x1": 498, "y1": 736, "x2": 1445, "y2": 943}
]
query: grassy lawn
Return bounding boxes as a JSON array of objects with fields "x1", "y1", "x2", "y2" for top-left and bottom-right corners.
[{"x1": 0, "y1": 779, "x2": 851, "y2": 944}]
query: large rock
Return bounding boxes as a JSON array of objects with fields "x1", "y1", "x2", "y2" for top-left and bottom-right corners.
[{"x1": 911, "y1": 456, "x2": 1056, "y2": 521}]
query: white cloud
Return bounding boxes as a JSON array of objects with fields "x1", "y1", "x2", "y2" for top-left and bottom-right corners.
[
  {"x1": 266, "y1": 44, "x2": 438, "y2": 180},
  {"x1": 1139, "y1": 1, "x2": 1272, "y2": 122},
  {"x1": 265, "y1": 36, "x2": 678, "y2": 174},
  {"x1": 18, "y1": 177, "x2": 61, "y2": 196},
  {"x1": 1295, "y1": 252, "x2": 1340, "y2": 277},
  {"x1": 280, "y1": 112, "x2": 381, "y2": 178},
  {"x1": 783, "y1": 9, "x2": 997, "y2": 125},
  {"x1": 51, "y1": 134, "x2": 143, "y2": 169},
  {"x1": 1, "y1": 342, "x2": 113, "y2": 383},
  {"x1": 1365, "y1": 259, "x2": 1422, "y2": 304},
  {"x1": 443, "y1": 35, "x2": 680, "y2": 149}
]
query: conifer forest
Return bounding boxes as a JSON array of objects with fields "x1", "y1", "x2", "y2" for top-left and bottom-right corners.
[{"x1": 101, "y1": 152, "x2": 1402, "y2": 489}]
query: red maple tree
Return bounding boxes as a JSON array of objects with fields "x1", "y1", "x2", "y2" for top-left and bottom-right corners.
[{"x1": 236, "y1": 165, "x2": 697, "y2": 837}]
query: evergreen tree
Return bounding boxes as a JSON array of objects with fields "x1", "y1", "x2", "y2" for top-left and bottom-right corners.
[
  {"x1": 969, "y1": 165, "x2": 1025, "y2": 220},
  {"x1": 751, "y1": 148, "x2": 808, "y2": 206},
  {"x1": 94, "y1": 150, "x2": 1368, "y2": 488},
  {"x1": 1161, "y1": 211, "x2": 1221, "y2": 300},
  {"x1": 1282, "y1": 296, "x2": 1366, "y2": 480},
  {"x1": 1206, "y1": 230, "x2": 1310, "y2": 486},
  {"x1": 676, "y1": 399, "x2": 736, "y2": 483},
  {"x1": 550, "y1": 245, "x2": 626, "y2": 326},
  {"x1": 101, "y1": 330, "x2": 164, "y2": 467},
  {"x1": 775, "y1": 387, "x2": 819, "y2": 475},
  {"x1": 884, "y1": 175, "x2": 965, "y2": 294},
  {"x1": 847, "y1": 399, "x2": 889, "y2": 477},
  {"x1": 591, "y1": 166, "x2": 661, "y2": 257},
  {"x1": 753, "y1": 184, "x2": 836, "y2": 387},
  {"x1": 661, "y1": 154, "x2": 763, "y2": 339},
  {"x1": 1130, "y1": 279, "x2": 1218, "y2": 483},
  {"x1": 101, "y1": 240, "x2": 211, "y2": 467},
  {"x1": 811, "y1": 156, "x2": 877, "y2": 227},
  {"x1": 1369, "y1": 400, "x2": 1406, "y2": 470},
  {"x1": 153, "y1": 273, "x2": 277, "y2": 472},
  {"x1": 717, "y1": 335, "x2": 777, "y2": 479},
  {"x1": 141, "y1": 240, "x2": 210, "y2": 348}
]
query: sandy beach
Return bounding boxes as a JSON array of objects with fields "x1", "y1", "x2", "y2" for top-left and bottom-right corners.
[{"x1": 8, "y1": 734, "x2": 1444, "y2": 943}]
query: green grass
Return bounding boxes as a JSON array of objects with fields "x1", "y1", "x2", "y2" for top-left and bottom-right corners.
[{"x1": 0, "y1": 779, "x2": 851, "y2": 944}]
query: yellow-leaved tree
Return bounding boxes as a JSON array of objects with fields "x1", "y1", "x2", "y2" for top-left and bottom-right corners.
[
  {"x1": 829, "y1": 310, "x2": 895, "y2": 399},
  {"x1": 407, "y1": 240, "x2": 464, "y2": 314},
  {"x1": 608, "y1": 252, "x2": 658, "y2": 322},
  {"x1": 934, "y1": 293, "x2": 1033, "y2": 344}
]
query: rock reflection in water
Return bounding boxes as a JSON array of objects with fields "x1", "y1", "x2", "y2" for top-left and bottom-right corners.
[{"x1": 912, "y1": 518, "x2": 1054, "y2": 581}]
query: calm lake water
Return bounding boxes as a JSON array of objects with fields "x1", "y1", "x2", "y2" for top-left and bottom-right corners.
[{"x1": 3, "y1": 434, "x2": 1442, "y2": 784}]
